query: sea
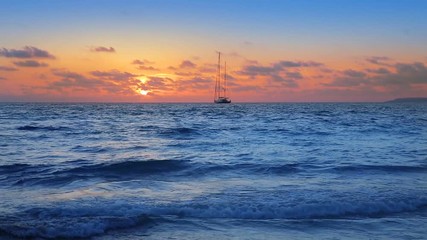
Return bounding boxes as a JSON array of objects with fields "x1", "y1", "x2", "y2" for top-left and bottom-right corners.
[{"x1": 0, "y1": 103, "x2": 426, "y2": 239}]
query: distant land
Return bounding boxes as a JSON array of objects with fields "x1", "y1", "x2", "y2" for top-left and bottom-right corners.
[{"x1": 387, "y1": 98, "x2": 427, "y2": 103}]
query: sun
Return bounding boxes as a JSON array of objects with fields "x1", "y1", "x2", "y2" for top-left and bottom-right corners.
[{"x1": 139, "y1": 90, "x2": 150, "y2": 95}]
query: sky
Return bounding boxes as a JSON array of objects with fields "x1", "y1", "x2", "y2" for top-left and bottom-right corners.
[{"x1": 0, "y1": 0, "x2": 426, "y2": 102}]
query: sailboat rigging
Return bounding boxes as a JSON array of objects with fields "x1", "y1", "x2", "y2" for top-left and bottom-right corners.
[{"x1": 214, "y1": 52, "x2": 231, "y2": 103}]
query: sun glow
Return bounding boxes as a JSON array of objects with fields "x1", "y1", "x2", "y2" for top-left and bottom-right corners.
[
  {"x1": 140, "y1": 90, "x2": 150, "y2": 95},
  {"x1": 137, "y1": 76, "x2": 149, "y2": 84},
  {"x1": 153, "y1": 73, "x2": 176, "y2": 79}
]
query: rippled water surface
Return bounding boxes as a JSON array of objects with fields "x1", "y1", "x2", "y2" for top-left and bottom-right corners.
[{"x1": 0, "y1": 103, "x2": 426, "y2": 239}]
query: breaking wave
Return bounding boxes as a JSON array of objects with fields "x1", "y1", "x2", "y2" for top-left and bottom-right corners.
[{"x1": 1, "y1": 194, "x2": 426, "y2": 239}]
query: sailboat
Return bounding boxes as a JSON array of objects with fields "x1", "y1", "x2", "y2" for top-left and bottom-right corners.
[{"x1": 214, "y1": 52, "x2": 231, "y2": 103}]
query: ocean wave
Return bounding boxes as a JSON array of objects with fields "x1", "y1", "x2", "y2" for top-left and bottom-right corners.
[
  {"x1": 65, "y1": 159, "x2": 190, "y2": 175},
  {"x1": 0, "y1": 163, "x2": 33, "y2": 173},
  {"x1": 138, "y1": 125, "x2": 201, "y2": 139},
  {"x1": 0, "y1": 214, "x2": 154, "y2": 239},
  {"x1": 190, "y1": 162, "x2": 301, "y2": 176},
  {"x1": 157, "y1": 127, "x2": 201, "y2": 139},
  {"x1": 71, "y1": 145, "x2": 111, "y2": 153},
  {"x1": 1, "y1": 195, "x2": 425, "y2": 239},
  {"x1": 159, "y1": 196, "x2": 427, "y2": 220},
  {"x1": 138, "y1": 125, "x2": 161, "y2": 132},
  {"x1": 1, "y1": 160, "x2": 191, "y2": 187},
  {"x1": 1, "y1": 161, "x2": 301, "y2": 187},
  {"x1": 0, "y1": 163, "x2": 55, "y2": 186},
  {"x1": 332, "y1": 164, "x2": 427, "y2": 173},
  {"x1": 1, "y1": 161, "x2": 302, "y2": 187},
  {"x1": 16, "y1": 125, "x2": 71, "y2": 131},
  {"x1": 2, "y1": 161, "x2": 425, "y2": 188}
]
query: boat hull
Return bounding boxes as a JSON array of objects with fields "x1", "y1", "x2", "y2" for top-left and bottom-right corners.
[{"x1": 214, "y1": 97, "x2": 231, "y2": 103}]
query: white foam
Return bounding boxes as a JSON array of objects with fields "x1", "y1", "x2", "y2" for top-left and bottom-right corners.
[{"x1": 1, "y1": 192, "x2": 426, "y2": 238}]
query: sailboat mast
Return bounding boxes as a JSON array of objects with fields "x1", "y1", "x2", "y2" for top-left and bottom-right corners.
[
  {"x1": 224, "y1": 61, "x2": 227, "y2": 97},
  {"x1": 213, "y1": 51, "x2": 231, "y2": 103},
  {"x1": 218, "y1": 52, "x2": 221, "y2": 98},
  {"x1": 214, "y1": 52, "x2": 220, "y2": 100}
]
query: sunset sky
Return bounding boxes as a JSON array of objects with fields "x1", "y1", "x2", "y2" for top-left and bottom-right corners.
[{"x1": 1, "y1": 0, "x2": 426, "y2": 102}]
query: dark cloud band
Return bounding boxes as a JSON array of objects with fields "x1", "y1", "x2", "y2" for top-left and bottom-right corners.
[
  {"x1": 13, "y1": 60, "x2": 48, "y2": 67},
  {"x1": 91, "y1": 46, "x2": 116, "y2": 53},
  {"x1": 0, "y1": 46, "x2": 55, "y2": 59},
  {"x1": 0, "y1": 66, "x2": 18, "y2": 71}
]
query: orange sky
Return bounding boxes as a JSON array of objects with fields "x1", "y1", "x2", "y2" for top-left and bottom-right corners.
[{"x1": 1, "y1": 1, "x2": 426, "y2": 102}]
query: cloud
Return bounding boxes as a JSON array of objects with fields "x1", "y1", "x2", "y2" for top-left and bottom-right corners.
[
  {"x1": 91, "y1": 46, "x2": 116, "y2": 53},
  {"x1": 0, "y1": 76, "x2": 6, "y2": 80},
  {"x1": 90, "y1": 70, "x2": 135, "y2": 81},
  {"x1": 177, "y1": 77, "x2": 213, "y2": 91},
  {"x1": 234, "y1": 59, "x2": 327, "y2": 91},
  {"x1": 366, "y1": 68, "x2": 391, "y2": 75},
  {"x1": 324, "y1": 69, "x2": 371, "y2": 87},
  {"x1": 48, "y1": 69, "x2": 144, "y2": 96},
  {"x1": 13, "y1": 60, "x2": 48, "y2": 67},
  {"x1": 140, "y1": 76, "x2": 175, "y2": 93},
  {"x1": 238, "y1": 60, "x2": 324, "y2": 78},
  {"x1": 132, "y1": 59, "x2": 155, "y2": 65},
  {"x1": 232, "y1": 85, "x2": 262, "y2": 92},
  {"x1": 365, "y1": 62, "x2": 427, "y2": 87},
  {"x1": 132, "y1": 60, "x2": 144, "y2": 65},
  {"x1": 132, "y1": 59, "x2": 158, "y2": 71},
  {"x1": 173, "y1": 71, "x2": 191, "y2": 76},
  {"x1": 179, "y1": 60, "x2": 196, "y2": 69},
  {"x1": 0, "y1": 66, "x2": 17, "y2": 71},
  {"x1": 386, "y1": 62, "x2": 427, "y2": 85},
  {"x1": 366, "y1": 56, "x2": 391, "y2": 66},
  {"x1": 50, "y1": 68, "x2": 194, "y2": 96},
  {"x1": 343, "y1": 69, "x2": 366, "y2": 78},
  {"x1": 324, "y1": 61, "x2": 427, "y2": 88},
  {"x1": 39, "y1": 67, "x2": 181, "y2": 97},
  {"x1": 239, "y1": 65, "x2": 278, "y2": 77},
  {"x1": 138, "y1": 65, "x2": 159, "y2": 71},
  {"x1": 285, "y1": 72, "x2": 303, "y2": 80},
  {"x1": 274, "y1": 61, "x2": 323, "y2": 68},
  {"x1": 270, "y1": 75, "x2": 298, "y2": 88},
  {"x1": 199, "y1": 64, "x2": 217, "y2": 74},
  {"x1": 147, "y1": 77, "x2": 171, "y2": 88},
  {"x1": 50, "y1": 69, "x2": 103, "y2": 90},
  {"x1": 324, "y1": 76, "x2": 369, "y2": 87},
  {"x1": 137, "y1": 75, "x2": 214, "y2": 95},
  {"x1": 52, "y1": 69, "x2": 84, "y2": 79},
  {"x1": 395, "y1": 62, "x2": 425, "y2": 75},
  {"x1": 0, "y1": 46, "x2": 55, "y2": 59}
]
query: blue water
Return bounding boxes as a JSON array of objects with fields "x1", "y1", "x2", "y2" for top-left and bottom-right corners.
[{"x1": 0, "y1": 103, "x2": 426, "y2": 239}]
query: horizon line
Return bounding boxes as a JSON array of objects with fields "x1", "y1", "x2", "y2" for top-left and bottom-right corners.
[{"x1": 1, "y1": 98, "x2": 426, "y2": 104}]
